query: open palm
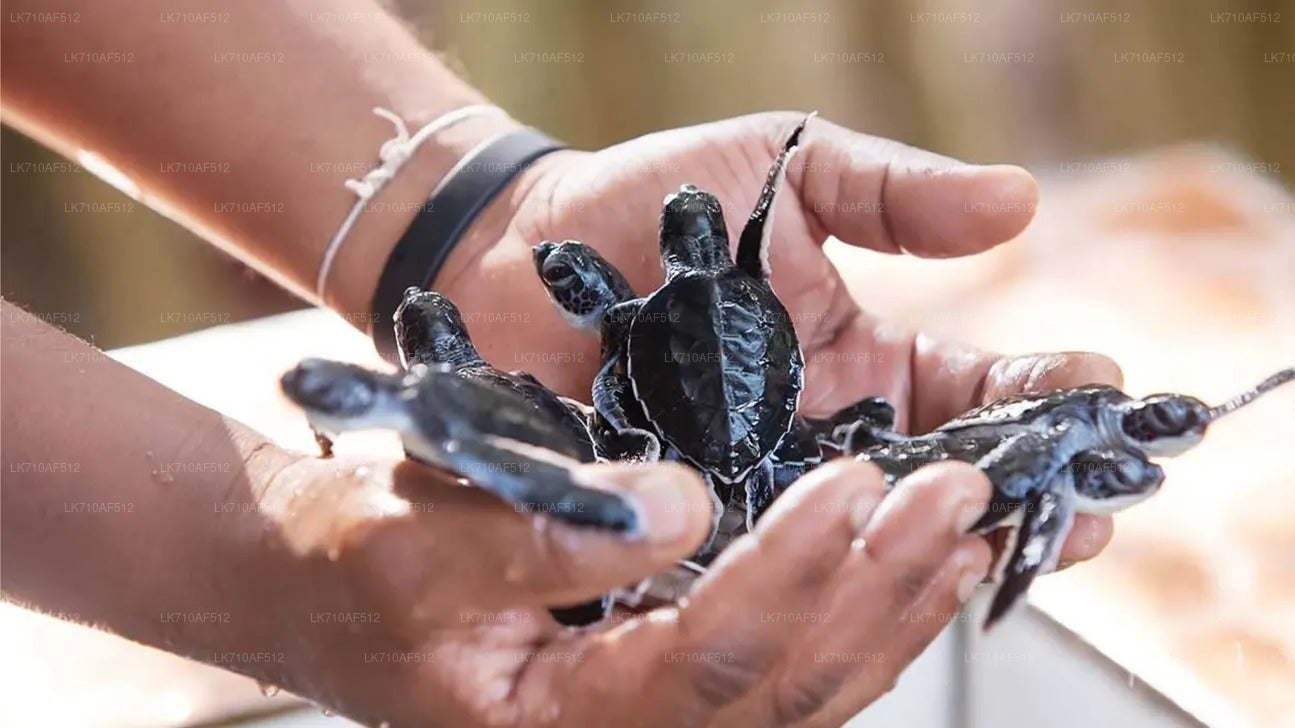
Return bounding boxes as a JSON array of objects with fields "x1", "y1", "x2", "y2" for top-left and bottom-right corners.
[
  {"x1": 412, "y1": 112, "x2": 1124, "y2": 726},
  {"x1": 440, "y1": 110, "x2": 1120, "y2": 565}
]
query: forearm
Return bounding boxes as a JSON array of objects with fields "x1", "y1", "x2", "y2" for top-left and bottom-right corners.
[
  {"x1": 0, "y1": 0, "x2": 521, "y2": 319},
  {"x1": 0, "y1": 299, "x2": 330, "y2": 673}
]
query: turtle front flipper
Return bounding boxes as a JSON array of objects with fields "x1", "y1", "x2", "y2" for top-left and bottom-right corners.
[
  {"x1": 590, "y1": 301, "x2": 662, "y2": 464},
  {"x1": 590, "y1": 414, "x2": 660, "y2": 463},
  {"x1": 966, "y1": 427, "x2": 1079, "y2": 629},
  {"x1": 547, "y1": 595, "x2": 611, "y2": 627},
  {"x1": 806, "y1": 396, "x2": 898, "y2": 454},
  {"x1": 435, "y1": 434, "x2": 641, "y2": 533},
  {"x1": 983, "y1": 486, "x2": 1075, "y2": 630},
  {"x1": 750, "y1": 416, "x2": 826, "y2": 525},
  {"x1": 743, "y1": 460, "x2": 781, "y2": 531},
  {"x1": 735, "y1": 111, "x2": 815, "y2": 280}
]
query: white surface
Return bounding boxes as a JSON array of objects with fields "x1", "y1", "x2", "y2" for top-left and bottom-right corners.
[{"x1": 0, "y1": 309, "x2": 378, "y2": 728}]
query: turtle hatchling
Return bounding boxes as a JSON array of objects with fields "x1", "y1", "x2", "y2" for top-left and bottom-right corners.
[
  {"x1": 836, "y1": 366, "x2": 1295, "y2": 629},
  {"x1": 534, "y1": 111, "x2": 891, "y2": 543},
  {"x1": 279, "y1": 358, "x2": 641, "y2": 535},
  {"x1": 394, "y1": 286, "x2": 600, "y2": 464},
  {"x1": 392, "y1": 286, "x2": 629, "y2": 625}
]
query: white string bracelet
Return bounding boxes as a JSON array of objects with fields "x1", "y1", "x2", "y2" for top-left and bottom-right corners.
[{"x1": 315, "y1": 104, "x2": 508, "y2": 300}]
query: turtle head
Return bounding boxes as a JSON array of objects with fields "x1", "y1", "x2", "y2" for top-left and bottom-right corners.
[
  {"x1": 280, "y1": 359, "x2": 410, "y2": 434},
  {"x1": 394, "y1": 288, "x2": 483, "y2": 369},
  {"x1": 1117, "y1": 394, "x2": 1212, "y2": 456},
  {"x1": 1117, "y1": 367, "x2": 1294, "y2": 457},
  {"x1": 533, "y1": 240, "x2": 635, "y2": 331},
  {"x1": 659, "y1": 184, "x2": 732, "y2": 276}
]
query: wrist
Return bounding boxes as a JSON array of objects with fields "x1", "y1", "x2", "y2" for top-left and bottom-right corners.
[{"x1": 323, "y1": 109, "x2": 527, "y2": 322}]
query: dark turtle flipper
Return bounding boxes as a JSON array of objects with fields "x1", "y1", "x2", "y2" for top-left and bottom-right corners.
[
  {"x1": 806, "y1": 396, "x2": 898, "y2": 454},
  {"x1": 592, "y1": 360, "x2": 653, "y2": 438},
  {"x1": 591, "y1": 297, "x2": 649, "y2": 438},
  {"x1": 761, "y1": 416, "x2": 823, "y2": 513},
  {"x1": 983, "y1": 487, "x2": 1074, "y2": 630},
  {"x1": 442, "y1": 434, "x2": 641, "y2": 533},
  {"x1": 735, "y1": 112, "x2": 814, "y2": 280},
  {"x1": 548, "y1": 594, "x2": 611, "y2": 627},
  {"x1": 967, "y1": 428, "x2": 1073, "y2": 532},
  {"x1": 743, "y1": 460, "x2": 778, "y2": 530},
  {"x1": 590, "y1": 415, "x2": 660, "y2": 463}
]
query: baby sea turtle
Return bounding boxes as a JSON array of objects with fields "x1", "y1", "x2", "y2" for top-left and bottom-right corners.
[
  {"x1": 534, "y1": 113, "x2": 891, "y2": 538},
  {"x1": 279, "y1": 359, "x2": 641, "y2": 535},
  {"x1": 394, "y1": 287, "x2": 599, "y2": 462},
  {"x1": 392, "y1": 287, "x2": 619, "y2": 625},
  {"x1": 840, "y1": 367, "x2": 1295, "y2": 629}
]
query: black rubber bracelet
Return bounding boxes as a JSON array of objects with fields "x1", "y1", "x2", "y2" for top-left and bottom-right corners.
[{"x1": 370, "y1": 127, "x2": 566, "y2": 361}]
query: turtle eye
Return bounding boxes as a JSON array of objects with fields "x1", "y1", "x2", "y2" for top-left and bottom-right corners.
[{"x1": 542, "y1": 262, "x2": 575, "y2": 284}]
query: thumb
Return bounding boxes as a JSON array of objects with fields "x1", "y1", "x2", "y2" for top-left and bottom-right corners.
[
  {"x1": 781, "y1": 113, "x2": 1039, "y2": 258},
  {"x1": 359, "y1": 459, "x2": 716, "y2": 611},
  {"x1": 499, "y1": 460, "x2": 717, "y2": 607}
]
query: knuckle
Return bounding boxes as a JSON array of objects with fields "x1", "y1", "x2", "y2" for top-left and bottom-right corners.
[
  {"x1": 527, "y1": 517, "x2": 586, "y2": 593},
  {"x1": 771, "y1": 671, "x2": 841, "y2": 724},
  {"x1": 686, "y1": 656, "x2": 763, "y2": 711},
  {"x1": 894, "y1": 567, "x2": 934, "y2": 603},
  {"x1": 877, "y1": 670, "x2": 901, "y2": 699}
]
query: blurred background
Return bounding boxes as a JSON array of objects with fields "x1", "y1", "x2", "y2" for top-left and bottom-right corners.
[{"x1": 3, "y1": 0, "x2": 1292, "y2": 347}]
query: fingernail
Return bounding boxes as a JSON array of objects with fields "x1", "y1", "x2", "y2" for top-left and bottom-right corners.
[
  {"x1": 957, "y1": 565, "x2": 985, "y2": 602},
  {"x1": 955, "y1": 546, "x2": 990, "y2": 602}
]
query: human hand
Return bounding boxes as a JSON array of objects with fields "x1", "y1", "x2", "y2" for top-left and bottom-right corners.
[
  {"x1": 439, "y1": 112, "x2": 1121, "y2": 571},
  {"x1": 245, "y1": 449, "x2": 995, "y2": 727}
]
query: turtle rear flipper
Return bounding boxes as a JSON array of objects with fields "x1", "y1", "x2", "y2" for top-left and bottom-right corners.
[
  {"x1": 983, "y1": 487, "x2": 1074, "y2": 629},
  {"x1": 428, "y1": 433, "x2": 641, "y2": 534}
]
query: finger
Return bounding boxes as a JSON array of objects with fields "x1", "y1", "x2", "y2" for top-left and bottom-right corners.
[
  {"x1": 785, "y1": 115, "x2": 1039, "y2": 258},
  {"x1": 1057, "y1": 512, "x2": 1115, "y2": 567},
  {"x1": 350, "y1": 460, "x2": 715, "y2": 614},
  {"x1": 798, "y1": 320, "x2": 1122, "y2": 437},
  {"x1": 979, "y1": 350, "x2": 1125, "y2": 401},
  {"x1": 908, "y1": 346, "x2": 1123, "y2": 435},
  {"x1": 796, "y1": 537, "x2": 992, "y2": 728},
  {"x1": 552, "y1": 459, "x2": 889, "y2": 727},
  {"x1": 742, "y1": 461, "x2": 992, "y2": 725}
]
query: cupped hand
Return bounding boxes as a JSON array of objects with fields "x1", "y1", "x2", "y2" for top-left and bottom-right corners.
[
  {"x1": 440, "y1": 111, "x2": 1122, "y2": 570},
  {"x1": 253, "y1": 449, "x2": 998, "y2": 728}
]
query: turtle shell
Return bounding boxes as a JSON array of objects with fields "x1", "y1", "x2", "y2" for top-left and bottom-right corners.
[
  {"x1": 626, "y1": 270, "x2": 803, "y2": 483},
  {"x1": 409, "y1": 372, "x2": 591, "y2": 462}
]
